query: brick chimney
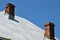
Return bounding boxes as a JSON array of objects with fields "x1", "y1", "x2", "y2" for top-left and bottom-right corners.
[
  {"x1": 5, "y1": 3, "x2": 15, "y2": 20},
  {"x1": 44, "y1": 22, "x2": 55, "y2": 40}
]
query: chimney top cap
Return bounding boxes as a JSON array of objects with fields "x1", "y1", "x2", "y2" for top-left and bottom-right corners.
[
  {"x1": 6, "y1": 3, "x2": 15, "y2": 8},
  {"x1": 44, "y1": 22, "x2": 55, "y2": 27}
]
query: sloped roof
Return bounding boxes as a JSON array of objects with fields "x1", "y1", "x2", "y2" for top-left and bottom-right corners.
[{"x1": 0, "y1": 11, "x2": 59, "y2": 40}]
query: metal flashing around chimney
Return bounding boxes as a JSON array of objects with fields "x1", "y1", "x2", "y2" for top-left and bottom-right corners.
[{"x1": 44, "y1": 22, "x2": 56, "y2": 40}]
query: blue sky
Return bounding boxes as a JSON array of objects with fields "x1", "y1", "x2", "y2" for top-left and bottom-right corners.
[{"x1": 0, "y1": 0, "x2": 60, "y2": 39}]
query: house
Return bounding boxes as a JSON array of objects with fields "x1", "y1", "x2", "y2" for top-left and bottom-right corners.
[{"x1": 0, "y1": 3, "x2": 59, "y2": 40}]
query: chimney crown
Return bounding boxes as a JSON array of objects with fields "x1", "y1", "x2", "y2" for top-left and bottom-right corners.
[
  {"x1": 44, "y1": 22, "x2": 55, "y2": 27},
  {"x1": 6, "y1": 3, "x2": 15, "y2": 8}
]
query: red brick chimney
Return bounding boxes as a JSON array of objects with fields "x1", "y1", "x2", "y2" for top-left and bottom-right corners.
[
  {"x1": 44, "y1": 22, "x2": 55, "y2": 40},
  {"x1": 5, "y1": 3, "x2": 15, "y2": 20}
]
